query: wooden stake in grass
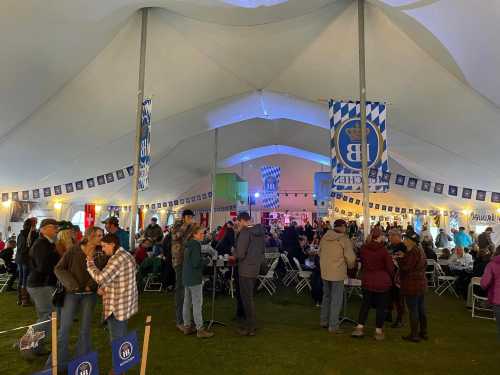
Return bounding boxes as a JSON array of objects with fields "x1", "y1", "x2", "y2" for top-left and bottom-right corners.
[
  {"x1": 51, "y1": 311, "x2": 58, "y2": 375},
  {"x1": 140, "y1": 315, "x2": 152, "y2": 375}
]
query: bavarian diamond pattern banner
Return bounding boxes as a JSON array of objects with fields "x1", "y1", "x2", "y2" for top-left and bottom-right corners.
[
  {"x1": 138, "y1": 97, "x2": 152, "y2": 191},
  {"x1": 260, "y1": 165, "x2": 280, "y2": 209},
  {"x1": 329, "y1": 100, "x2": 389, "y2": 193}
]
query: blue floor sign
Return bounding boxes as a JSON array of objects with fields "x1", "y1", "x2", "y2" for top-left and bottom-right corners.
[
  {"x1": 68, "y1": 351, "x2": 99, "y2": 375},
  {"x1": 112, "y1": 331, "x2": 140, "y2": 373}
]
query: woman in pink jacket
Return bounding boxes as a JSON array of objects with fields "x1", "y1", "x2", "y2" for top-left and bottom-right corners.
[{"x1": 480, "y1": 247, "x2": 500, "y2": 341}]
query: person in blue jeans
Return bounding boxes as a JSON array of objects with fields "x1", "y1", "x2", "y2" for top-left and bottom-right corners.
[
  {"x1": 26, "y1": 219, "x2": 60, "y2": 352},
  {"x1": 46, "y1": 226, "x2": 106, "y2": 370},
  {"x1": 182, "y1": 225, "x2": 213, "y2": 339}
]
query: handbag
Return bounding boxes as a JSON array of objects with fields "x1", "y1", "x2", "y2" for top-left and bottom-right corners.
[{"x1": 52, "y1": 281, "x2": 66, "y2": 307}]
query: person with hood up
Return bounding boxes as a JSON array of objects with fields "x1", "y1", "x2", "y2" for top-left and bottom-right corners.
[
  {"x1": 215, "y1": 221, "x2": 235, "y2": 256},
  {"x1": 319, "y1": 219, "x2": 356, "y2": 334},
  {"x1": 234, "y1": 212, "x2": 265, "y2": 336},
  {"x1": 480, "y1": 246, "x2": 500, "y2": 341},
  {"x1": 396, "y1": 233, "x2": 428, "y2": 342},
  {"x1": 352, "y1": 228, "x2": 394, "y2": 341},
  {"x1": 454, "y1": 227, "x2": 472, "y2": 250}
]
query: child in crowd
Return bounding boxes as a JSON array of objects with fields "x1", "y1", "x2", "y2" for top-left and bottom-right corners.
[{"x1": 182, "y1": 225, "x2": 213, "y2": 339}]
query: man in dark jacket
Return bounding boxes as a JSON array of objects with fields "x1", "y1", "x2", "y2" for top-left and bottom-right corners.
[
  {"x1": 234, "y1": 212, "x2": 265, "y2": 336},
  {"x1": 15, "y1": 217, "x2": 38, "y2": 306},
  {"x1": 478, "y1": 228, "x2": 495, "y2": 253},
  {"x1": 0, "y1": 239, "x2": 18, "y2": 291},
  {"x1": 144, "y1": 217, "x2": 164, "y2": 244},
  {"x1": 27, "y1": 218, "x2": 60, "y2": 348}
]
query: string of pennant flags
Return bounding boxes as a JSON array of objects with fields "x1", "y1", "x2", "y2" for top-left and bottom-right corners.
[
  {"x1": 1, "y1": 165, "x2": 136, "y2": 202},
  {"x1": 365, "y1": 169, "x2": 500, "y2": 203}
]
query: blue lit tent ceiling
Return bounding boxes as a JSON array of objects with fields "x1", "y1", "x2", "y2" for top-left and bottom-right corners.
[{"x1": 0, "y1": 0, "x2": 499, "y2": 210}]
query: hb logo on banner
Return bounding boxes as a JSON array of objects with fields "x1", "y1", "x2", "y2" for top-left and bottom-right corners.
[
  {"x1": 112, "y1": 331, "x2": 140, "y2": 374},
  {"x1": 329, "y1": 100, "x2": 389, "y2": 193},
  {"x1": 68, "y1": 351, "x2": 99, "y2": 375},
  {"x1": 260, "y1": 166, "x2": 280, "y2": 209}
]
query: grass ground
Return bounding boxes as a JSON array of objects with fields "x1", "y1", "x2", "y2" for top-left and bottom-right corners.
[{"x1": 0, "y1": 287, "x2": 497, "y2": 375}]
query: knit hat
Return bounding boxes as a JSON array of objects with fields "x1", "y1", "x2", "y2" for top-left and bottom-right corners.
[
  {"x1": 40, "y1": 218, "x2": 59, "y2": 229},
  {"x1": 333, "y1": 219, "x2": 347, "y2": 228}
]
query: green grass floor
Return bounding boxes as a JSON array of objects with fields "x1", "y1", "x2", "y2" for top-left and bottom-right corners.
[{"x1": 0, "y1": 287, "x2": 497, "y2": 375}]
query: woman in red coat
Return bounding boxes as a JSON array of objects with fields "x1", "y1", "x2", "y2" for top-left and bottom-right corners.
[
  {"x1": 396, "y1": 233, "x2": 428, "y2": 342},
  {"x1": 352, "y1": 228, "x2": 394, "y2": 341}
]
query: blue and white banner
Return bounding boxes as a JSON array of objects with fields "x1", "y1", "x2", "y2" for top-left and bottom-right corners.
[
  {"x1": 314, "y1": 172, "x2": 332, "y2": 202},
  {"x1": 138, "y1": 98, "x2": 152, "y2": 192},
  {"x1": 260, "y1": 165, "x2": 280, "y2": 209},
  {"x1": 112, "y1": 331, "x2": 140, "y2": 374},
  {"x1": 329, "y1": 100, "x2": 389, "y2": 193},
  {"x1": 68, "y1": 351, "x2": 99, "y2": 375}
]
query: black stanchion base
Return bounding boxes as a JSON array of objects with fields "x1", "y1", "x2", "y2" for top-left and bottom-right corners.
[
  {"x1": 206, "y1": 320, "x2": 226, "y2": 330},
  {"x1": 339, "y1": 316, "x2": 358, "y2": 326}
]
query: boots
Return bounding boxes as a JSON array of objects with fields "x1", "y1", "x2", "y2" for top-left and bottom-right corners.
[
  {"x1": 21, "y1": 288, "x2": 31, "y2": 307},
  {"x1": 402, "y1": 317, "x2": 421, "y2": 343},
  {"x1": 197, "y1": 328, "x2": 214, "y2": 339}
]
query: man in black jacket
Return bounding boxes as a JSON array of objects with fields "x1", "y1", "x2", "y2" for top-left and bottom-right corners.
[
  {"x1": 27, "y1": 219, "x2": 60, "y2": 346},
  {"x1": 0, "y1": 239, "x2": 18, "y2": 291},
  {"x1": 234, "y1": 212, "x2": 265, "y2": 336}
]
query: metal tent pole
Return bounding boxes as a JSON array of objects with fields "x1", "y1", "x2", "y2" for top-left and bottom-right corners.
[
  {"x1": 209, "y1": 128, "x2": 218, "y2": 233},
  {"x1": 130, "y1": 8, "x2": 149, "y2": 250},
  {"x1": 358, "y1": 0, "x2": 370, "y2": 239}
]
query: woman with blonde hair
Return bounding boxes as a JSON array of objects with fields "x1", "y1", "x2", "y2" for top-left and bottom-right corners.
[
  {"x1": 48, "y1": 226, "x2": 105, "y2": 370},
  {"x1": 55, "y1": 230, "x2": 74, "y2": 257}
]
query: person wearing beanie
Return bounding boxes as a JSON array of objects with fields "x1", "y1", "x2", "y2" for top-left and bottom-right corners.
[
  {"x1": 352, "y1": 227, "x2": 394, "y2": 341},
  {"x1": 396, "y1": 235, "x2": 428, "y2": 342},
  {"x1": 319, "y1": 219, "x2": 356, "y2": 334},
  {"x1": 387, "y1": 229, "x2": 407, "y2": 328}
]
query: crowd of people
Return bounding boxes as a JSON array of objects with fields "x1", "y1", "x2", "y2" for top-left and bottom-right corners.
[{"x1": 0, "y1": 211, "x2": 499, "y2": 374}]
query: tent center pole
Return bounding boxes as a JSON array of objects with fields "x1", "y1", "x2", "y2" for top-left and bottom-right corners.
[
  {"x1": 358, "y1": 0, "x2": 370, "y2": 239},
  {"x1": 209, "y1": 128, "x2": 219, "y2": 233},
  {"x1": 130, "y1": 8, "x2": 149, "y2": 250}
]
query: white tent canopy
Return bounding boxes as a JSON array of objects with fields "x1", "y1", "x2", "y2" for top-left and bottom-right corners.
[{"x1": 1, "y1": 0, "x2": 500, "y2": 212}]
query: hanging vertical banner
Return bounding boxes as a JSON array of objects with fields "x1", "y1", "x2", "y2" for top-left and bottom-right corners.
[
  {"x1": 260, "y1": 165, "x2": 280, "y2": 209},
  {"x1": 329, "y1": 100, "x2": 389, "y2": 193},
  {"x1": 314, "y1": 172, "x2": 332, "y2": 202},
  {"x1": 138, "y1": 98, "x2": 152, "y2": 191},
  {"x1": 84, "y1": 204, "x2": 96, "y2": 229}
]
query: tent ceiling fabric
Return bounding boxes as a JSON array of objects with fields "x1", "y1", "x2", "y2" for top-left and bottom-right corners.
[{"x1": 1, "y1": 0, "x2": 500, "y2": 208}]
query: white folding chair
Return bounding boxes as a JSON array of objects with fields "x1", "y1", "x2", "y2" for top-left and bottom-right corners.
[
  {"x1": 426, "y1": 259, "x2": 437, "y2": 288},
  {"x1": 281, "y1": 253, "x2": 298, "y2": 286},
  {"x1": 0, "y1": 259, "x2": 11, "y2": 293},
  {"x1": 471, "y1": 277, "x2": 495, "y2": 320},
  {"x1": 143, "y1": 273, "x2": 163, "y2": 292},
  {"x1": 257, "y1": 258, "x2": 280, "y2": 296},
  {"x1": 434, "y1": 262, "x2": 458, "y2": 297},
  {"x1": 292, "y1": 258, "x2": 312, "y2": 294}
]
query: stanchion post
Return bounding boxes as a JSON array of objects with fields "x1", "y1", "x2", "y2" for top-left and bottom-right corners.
[
  {"x1": 140, "y1": 316, "x2": 152, "y2": 375},
  {"x1": 51, "y1": 311, "x2": 58, "y2": 375}
]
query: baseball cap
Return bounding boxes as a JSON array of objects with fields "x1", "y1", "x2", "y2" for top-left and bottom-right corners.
[
  {"x1": 102, "y1": 216, "x2": 119, "y2": 226},
  {"x1": 182, "y1": 209, "x2": 194, "y2": 218},
  {"x1": 40, "y1": 218, "x2": 60, "y2": 229},
  {"x1": 333, "y1": 219, "x2": 347, "y2": 228}
]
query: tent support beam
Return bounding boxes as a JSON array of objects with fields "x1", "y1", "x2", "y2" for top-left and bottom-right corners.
[
  {"x1": 130, "y1": 8, "x2": 149, "y2": 250},
  {"x1": 358, "y1": 0, "x2": 370, "y2": 239},
  {"x1": 209, "y1": 128, "x2": 219, "y2": 233}
]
